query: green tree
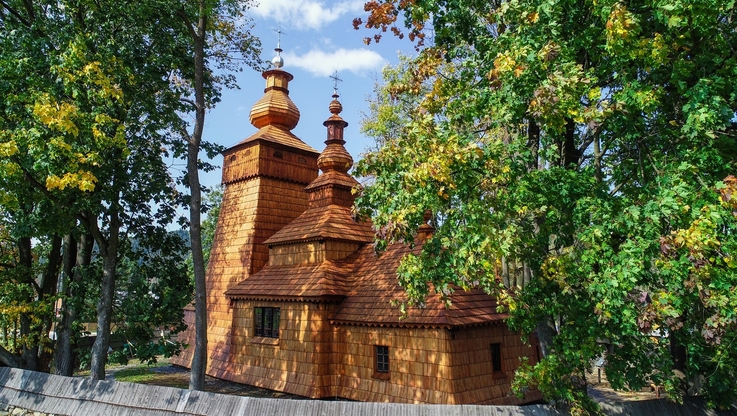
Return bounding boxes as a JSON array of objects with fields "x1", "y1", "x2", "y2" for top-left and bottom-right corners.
[
  {"x1": 173, "y1": 0, "x2": 261, "y2": 390},
  {"x1": 103, "y1": 230, "x2": 192, "y2": 366},
  {"x1": 1, "y1": 0, "x2": 261, "y2": 384},
  {"x1": 0, "y1": 0, "x2": 190, "y2": 378},
  {"x1": 355, "y1": 0, "x2": 737, "y2": 411}
]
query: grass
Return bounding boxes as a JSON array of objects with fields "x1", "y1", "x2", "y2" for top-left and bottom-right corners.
[
  {"x1": 114, "y1": 366, "x2": 158, "y2": 383},
  {"x1": 111, "y1": 358, "x2": 190, "y2": 389}
]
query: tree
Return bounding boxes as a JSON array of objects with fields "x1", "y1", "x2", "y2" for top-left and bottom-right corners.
[
  {"x1": 354, "y1": 0, "x2": 737, "y2": 411},
  {"x1": 103, "y1": 230, "x2": 192, "y2": 366},
  {"x1": 52, "y1": 232, "x2": 93, "y2": 376},
  {"x1": 0, "y1": 0, "x2": 191, "y2": 378},
  {"x1": 1, "y1": 0, "x2": 261, "y2": 383},
  {"x1": 173, "y1": 0, "x2": 261, "y2": 390}
]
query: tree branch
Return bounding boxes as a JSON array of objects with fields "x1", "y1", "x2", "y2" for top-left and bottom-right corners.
[
  {"x1": 177, "y1": 6, "x2": 198, "y2": 42},
  {"x1": 180, "y1": 97, "x2": 197, "y2": 109},
  {"x1": 85, "y1": 210, "x2": 108, "y2": 253},
  {"x1": 0, "y1": 0, "x2": 31, "y2": 26},
  {"x1": 179, "y1": 126, "x2": 194, "y2": 145},
  {"x1": 21, "y1": 0, "x2": 33, "y2": 22}
]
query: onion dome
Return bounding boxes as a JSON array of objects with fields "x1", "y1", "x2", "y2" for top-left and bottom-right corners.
[
  {"x1": 249, "y1": 41, "x2": 300, "y2": 130},
  {"x1": 317, "y1": 92, "x2": 353, "y2": 173}
]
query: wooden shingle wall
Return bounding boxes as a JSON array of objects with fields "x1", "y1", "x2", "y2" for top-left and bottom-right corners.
[
  {"x1": 330, "y1": 325, "x2": 455, "y2": 404},
  {"x1": 448, "y1": 325, "x2": 542, "y2": 405},
  {"x1": 307, "y1": 186, "x2": 354, "y2": 208},
  {"x1": 269, "y1": 241, "x2": 361, "y2": 266},
  {"x1": 216, "y1": 302, "x2": 540, "y2": 406},
  {"x1": 171, "y1": 142, "x2": 316, "y2": 374},
  {"x1": 223, "y1": 142, "x2": 318, "y2": 186},
  {"x1": 227, "y1": 300, "x2": 339, "y2": 398}
]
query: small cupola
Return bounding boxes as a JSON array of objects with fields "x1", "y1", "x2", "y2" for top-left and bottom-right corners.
[
  {"x1": 249, "y1": 35, "x2": 300, "y2": 130},
  {"x1": 317, "y1": 89, "x2": 353, "y2": 173}
]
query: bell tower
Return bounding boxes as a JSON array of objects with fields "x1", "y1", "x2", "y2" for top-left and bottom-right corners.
[{"x1": 171, "y1": 43, "x2": 320, "y2": 375}]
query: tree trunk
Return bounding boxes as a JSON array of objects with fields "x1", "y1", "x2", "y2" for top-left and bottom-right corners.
[
  {"x1": 53, "y1": 234, "x2": 77, "y2": 376},
  {"x1": 0, "y1": 344, "x2": 21, "y2": 367},
  {"x1": 188, "y1": 2, "x2": 208, "y2": 391},
  {"x1": 536, "y1": 315, "x2": 557, "y2": 358},
  {"x1": 37, "y1": 235, "x2": 63, "y2": 372},
  {"x1": 527, "y1": 119, "x2": 540, "y2": 171},
  {"x1": 501, "y1": 257, "x2": 510, "y2": 288},
  {"x1": 17, "y1": 236, "x2": 38, "y2": 371},
  {"x1": 89, "y1": 211, "x2": 120, "y2": 380},
  {"x1": 563, "y1": 118, "x2": 579, "y2": 168}
]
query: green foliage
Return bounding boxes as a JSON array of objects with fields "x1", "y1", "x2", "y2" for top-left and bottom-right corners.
[
  {"x1": 0, "y1": 0, "x2": 259, "y2": 372},
  {"x1": 110, "y1": 231, "x2": 193, "y2": 365},
  {"x1": 184, "y1": 186, "x2": 222, "y2": 283},
  {"x1": 201, "y1": 186, "x2": 223, "y2": 270},
  {"x1": 356, "y1": 0, "x2": 737, "y2": 410},
  {"x1": 0, "y1": 228, "x2": 59, "y2": 357}
]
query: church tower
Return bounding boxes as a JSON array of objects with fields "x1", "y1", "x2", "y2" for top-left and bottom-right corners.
[{"x1": 171, "y1": 43, "x2": 320, "y2": 376}]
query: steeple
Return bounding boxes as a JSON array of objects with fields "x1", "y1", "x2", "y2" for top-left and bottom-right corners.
[
  {"x1": 222, "y1": 36, "x2": 318, "y2": 186},
  {"x1": 317, "y1": 87, "x2": 353, "y2": 174},
  {"x1": 304, "y1": 80, "x2": 360, "y2": 208},
  {"x1": 271, "y1": 28, "x2": 285, "y2": 69},
  {"x1": 262, "y1": 80, "x2": 373, "y2": 248},
  {"x1": 249, "y1": 33, "x2": 300, "y2": 130}
]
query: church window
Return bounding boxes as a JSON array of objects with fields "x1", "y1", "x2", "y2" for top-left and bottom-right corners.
[
  {"x1": 491, "y1": 343, "x2": 502, "y2": 372},
  {"x1": 254, "y1": 307, "x2": 280, "y2": 338},
  {"x1": 375, "y1": 345, "x2": 389, "y2": 373},
  {"x1": 273, "y1": 151, "x2": 283, "y2": 159}
]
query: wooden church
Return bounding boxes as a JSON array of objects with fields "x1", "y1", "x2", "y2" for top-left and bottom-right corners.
[{"x1": 171, "y1": 46, "x2": 542, "y2": 405}]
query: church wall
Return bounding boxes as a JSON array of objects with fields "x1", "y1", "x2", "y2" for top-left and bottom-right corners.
[
  {"x1": 448, "y1": 325, "x2": 542, "y2": 405},
  {"x1": 330, "y1": 325, "x2": 455, "y2": 404},
  {"x1": 172, "y1": 173, "x2": 314, "y2": 375},
  {"x1": 227, "y1": 300, "x2": 339, "y2": 398},
  {"x1": 268, "y1": 241, "x2": 361, "y2": 266},
  {"x1": 222, "y1": 142, "x2": 318, "y2": 186}
]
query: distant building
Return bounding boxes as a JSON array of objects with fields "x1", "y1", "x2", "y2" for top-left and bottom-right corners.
[{"x1": 171, "y1": 48, "x2": 541, "y2": 405}]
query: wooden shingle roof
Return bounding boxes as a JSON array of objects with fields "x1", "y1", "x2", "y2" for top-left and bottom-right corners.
[
  {"x1": 329, "y1": 244, "x2": 507, "y2": 329},
  {"x1": 234, "y1": 124, "x2": 318, "y2": 155},
  {"x1": 224, "y1": 260, "x2": 354, "y2": 301},
  {"x1": 304, "y1": 170, "x2": 359, "y2": 190},
  {"x1": 263, "y1": 204, "x2": 374, "y2": 246}
]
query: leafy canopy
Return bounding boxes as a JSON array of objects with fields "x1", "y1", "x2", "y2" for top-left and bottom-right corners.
[{"x1": 355, "y1": 0, "x2": 737, "y2": 411}]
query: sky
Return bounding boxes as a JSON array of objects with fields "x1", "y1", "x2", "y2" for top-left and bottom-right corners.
[{"x1": 192, "y1": 0, "x2": 415, "y2": 190}]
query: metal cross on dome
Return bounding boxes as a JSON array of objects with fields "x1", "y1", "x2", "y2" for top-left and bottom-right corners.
[
  {"x1": 273, "y1": 26, "x2": 286, "y2": 49},
  {"x1": 330, "y1": 70, "x2": 343, "y2": 96}
]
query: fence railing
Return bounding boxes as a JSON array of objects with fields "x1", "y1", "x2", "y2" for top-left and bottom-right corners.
[{"x1": 1, "y1": 367, "x2": 735, "y2": 416}]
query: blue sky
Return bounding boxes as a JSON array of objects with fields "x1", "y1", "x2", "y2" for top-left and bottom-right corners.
[{"x1": 192, "y1": 0, "x2": 414, "y2": 190}]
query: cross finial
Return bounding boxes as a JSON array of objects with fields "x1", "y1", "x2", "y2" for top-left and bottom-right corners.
[
  {"x1": 273, "y1": 26, "x2": 286, "y2": 50},
  {"x1": 271, "y1": 26, "x2": 286, "y2": 68},
  {"x1": 329, "y1": 70, "x2": 343, "y2": 96}
]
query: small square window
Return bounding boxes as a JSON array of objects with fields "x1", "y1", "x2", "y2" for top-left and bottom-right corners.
[
  {"x1": 254, "y1": 307, "x2": 280, "y2": 338},
  {"x1": 491, "y1": 343, "x2": 502, "y2": 372},
  {"x1": 376, "y1": 345, "x2": 389, "y2": 373}
]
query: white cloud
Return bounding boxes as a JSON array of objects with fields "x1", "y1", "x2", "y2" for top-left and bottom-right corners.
[
  {"x1": 253, "y1": 0, "x2": 364, "y2": 30},
  {"x1": 283, "y1": 48, "x2": 386, "y2": 77}
]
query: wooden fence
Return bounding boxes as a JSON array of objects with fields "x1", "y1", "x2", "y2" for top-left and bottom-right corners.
[{"x1": 1, "y1": 367, "x2": 735, "y2": 416}]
